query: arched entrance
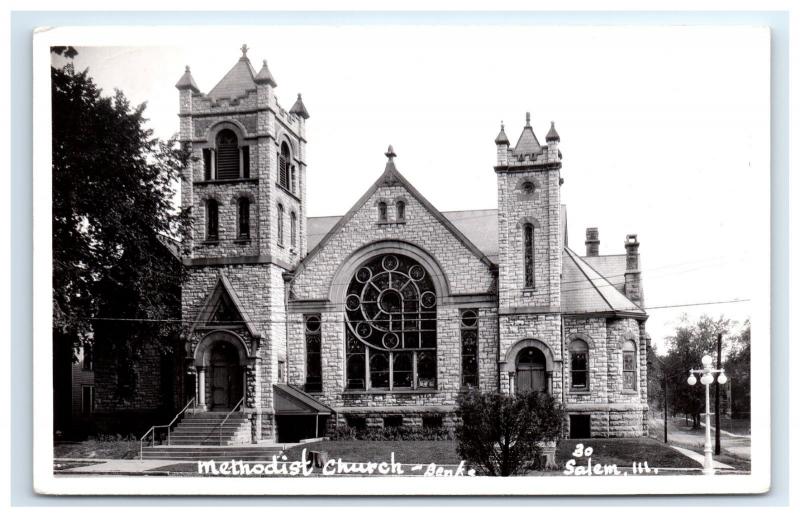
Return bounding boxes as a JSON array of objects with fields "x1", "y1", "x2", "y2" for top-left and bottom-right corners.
[
  {"x1": 209, "y1": 342, "x2": 244, "y2": 410},
  {"x1": 516, "y1": 346, "x2": 548, "y2": 394}
]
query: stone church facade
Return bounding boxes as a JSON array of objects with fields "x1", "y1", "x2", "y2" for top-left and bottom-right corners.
[{"x1": 177, "y1": 48, "x2": 649, "y2": 443}]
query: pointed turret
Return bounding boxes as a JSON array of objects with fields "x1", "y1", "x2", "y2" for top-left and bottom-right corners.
[
  {"x1": 289, "y1": 93, "x2": 310, "y2": 119},
  {"x1": 254, "y1": 60, "x2": 277, "y2": 87},
  {"x1": 494, "y1": 122, "x2": 510, "y2": 145},
  {"x1": 175, "y1": 65, "x2": 200, "y2": 93},
  {"x1": 546, "y1": 120, "x2": 560, "y2": 143},
  {"x1": 512, "y1": 112, "x2": 542, "y2": 158}
]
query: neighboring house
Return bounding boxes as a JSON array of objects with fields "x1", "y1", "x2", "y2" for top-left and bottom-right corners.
[
  {"x1": 175, "y1": 47, "x2": 649, "y2": 442},
  {"x1": 69, "y1": 345, "x2": 96, "y2": 436}
]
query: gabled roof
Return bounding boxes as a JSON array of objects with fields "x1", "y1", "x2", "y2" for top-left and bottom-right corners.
[
  {"x1": 307, "y1": 205, "x2": 569, "y2": 266},
  {"x1": 562, "y1": 247, "x2": 645, "y2": 317},
  {"x1": 189, "y1": 271, "x2": 260, "y2": 338},
  {"x1": 581, "y1": 254, "x2": 627, "y2": 293},
  {"x1": 513, "y1": 115, "x2": 542, "y2": 158},
  {"x1": 294, "y1": 154, "x2": 496, "y2": 279},
  {"x1": 273, "y1": 384, "x2": 332, "y2": 414},
  {"x1": 207, "y1": 56, "x2": 258, "y2": 101}
]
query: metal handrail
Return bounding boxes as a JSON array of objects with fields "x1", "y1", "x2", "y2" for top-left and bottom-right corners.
[
  {"x1": 139, "y1": 397, "x2": 195, "y2": 460},
  {"x1": 216, "y1": 396, "x2": 245, "y2": 446}
]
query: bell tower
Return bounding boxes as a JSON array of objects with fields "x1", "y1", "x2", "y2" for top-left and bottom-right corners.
[
  {"x1": 176, "y1": 44, "x2": 310, "y2": 265},
  {"x1": 495, "y1": 113, "x2": 562, "y2": 311},
  {"x1": 176, "y1": 46, "x2": 310, "y2": 441}
]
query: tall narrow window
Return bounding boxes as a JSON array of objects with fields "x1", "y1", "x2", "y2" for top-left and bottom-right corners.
[
  {"x1": 396, "y1": 200, "x2": 405, "y2": 221},
  {"x1": 215, "y1": 129, "x2": 239, "y2": 179},
  {"x1": 206, "y1": 200, "x2": 219, "y2": 241},
  {"x1": 290, "y1": 165, "x2": 297, "y2": 193},
  {"x1": 523, "y1": 223, "x2": 535, "y2": 288},
  {"x1": 378, "y1": 201, "x2": 388, "y2": 222},
  {"x1": 290, "y1": 211, "x2": 297, "y2": 249},
  {"x1": 203, "y1": 148, "x2": 212, "y2": 180},
  {"x1": 622, "y1": 340, "x2": 637, "y2": 390},
  {"x1": 238, "y1": 198, "x2": 250, "y2": 240},
  {"x1": 241, "y1": 145, "x2": 250, "y2": 178},
  {"x1": 279, "y1": 142, "x2": 291, "y2": 189},
  {"x1": 569, "y1": 339, "x2": 589, "y2": 391},
  {"x1": 304, "y1": 315, "x2": 322, "y2": 392},
  {"x1": 277, "y1": 204, "x2": 284, "y2": 246},
  {"x1": 460, "y1": 309, "x2": 479, "y2": 387}
]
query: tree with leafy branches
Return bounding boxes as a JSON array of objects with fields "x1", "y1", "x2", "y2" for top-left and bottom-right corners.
[
  {"x1": 662, "y1": 315, "x2": 731, "y2": 428},
  {"x1": 455, "y1": 389, "x2": 563, "y2": 476},
  {"x1": 51, "y1": 47, "x2": 189, "y2": 432}
]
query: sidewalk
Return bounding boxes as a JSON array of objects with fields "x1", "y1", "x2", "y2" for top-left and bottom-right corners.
[{"x1": 669, "y1": 446, "x2": 733, "y2": 470}]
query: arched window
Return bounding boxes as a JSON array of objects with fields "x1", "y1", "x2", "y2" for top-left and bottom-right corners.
[
  {"x1": 523, "y1": 223, "x2": 535, "y2": 288},
  {"x1": 569, "y1": 339, "x2": 589, "y2": 390},
  {"x1": 206, "y1": 200, "x2": 219, "y2": 241},
  {"x1": 396, "y1": 200, "x2": 406, "y2": 221},
  {"x1": 290, "y1": 211, "x2": 297, "y2": 249},
  {"x1": 378, "y1": 201, "x2": 388, "y2": 222},
  {"x1": 279, "y1": 142, "x2": 291, "y2": 190},
  {"x1": 238, "y1": 198, "x2": 250, "y2": 240},
  {"x1": 516, "y1": 347, "x2": 548, "y2": 394},
  {"x1": 215, "y1": 129, "x2": 240, "y2": 179},
  {"x1": 344, "y1": 253, "x2": 437, "y2": 390},
  {"x1": 277, "y1": 204, "x2": 285, "y2": 246},
  {"x1": 622, "y1": 340, "x2": 637, "y2": 390}
]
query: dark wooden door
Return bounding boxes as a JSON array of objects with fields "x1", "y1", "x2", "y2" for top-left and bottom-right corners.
[
  {"x1": 210, "y1": 344, "x2": 243, "y2": 410},
  {"x1": 516, "y1": 347, "x2": 547, "y2": 394}
]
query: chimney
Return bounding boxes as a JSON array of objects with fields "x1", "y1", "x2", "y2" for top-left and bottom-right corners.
[
  {"x1": 585, "y1": 228, "x2": 600, "y2": 256},
  {"x1": 624, "y1": 234, "x2": 644, "y2": 308}
]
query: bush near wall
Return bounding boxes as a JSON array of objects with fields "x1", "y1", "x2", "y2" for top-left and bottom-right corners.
[{"x1": 331, "y1": 425, "x2": 454, "y2": 441}]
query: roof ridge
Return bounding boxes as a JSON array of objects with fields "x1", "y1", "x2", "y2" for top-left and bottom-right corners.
[
  {"x1": 566, "y1": 247, "x2": 644, "y2": 313},
  {"x1": 564, "y1": 247, "x2": 614, "y2": 311},
  {"x1": 294, "y1": 157, "x2": 496, "y2": 280}
]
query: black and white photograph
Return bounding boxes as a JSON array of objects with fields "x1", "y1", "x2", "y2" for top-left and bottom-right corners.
[{"x1": 32, "y1": 22, "x2": 770, "y2": 496}]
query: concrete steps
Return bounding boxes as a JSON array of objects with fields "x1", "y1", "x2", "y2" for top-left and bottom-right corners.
[{"x1": 143, "y1": 411, "x2": 252, "y2": 453}]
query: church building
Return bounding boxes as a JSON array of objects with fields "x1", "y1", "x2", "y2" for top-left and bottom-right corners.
[{"x1": 176, "y1": 47, "x2": 649, "y2": 443}]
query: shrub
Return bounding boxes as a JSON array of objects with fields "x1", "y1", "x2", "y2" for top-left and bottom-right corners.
[
  {"x1": 455, "y1": 389, "x2": 563, "y2": 476},
  {"x1": 330, "y1": 424, "x2": 453, "y2": 441}
]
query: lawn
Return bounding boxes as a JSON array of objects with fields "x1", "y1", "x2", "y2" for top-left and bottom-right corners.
[
  {"x1": 287, "y1": 437, "x2": 699, "y2": 470},
  {"x1": 54, "y1": 440, "x2": 140, "y2": 460},
  {"x1": 283, "y1": 439, "x2": 461, "y2": 465},
  {"x1": 557, "y1": 438, "x2": 699, "y2": 469}
]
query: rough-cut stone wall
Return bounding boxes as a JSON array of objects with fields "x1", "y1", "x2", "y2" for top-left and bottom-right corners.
[
  {"x1": 93, "y1": 342, "x2": 166, "y2": 412},
  {"x1": 563, "y1": 317, "x2": 608, "y2": 404},
  {"x1": 290, "y1": 184, "x2": 496, "y2": 300},
  {"x1": 496, "y1": 169, "x2": 561, "y2": 310},
  {"x1": 182, "y1": 263, "x2": 287, "y2": 440},
  {"x1": 498, "y1": 313, "x2": 563, "y2": 398}
]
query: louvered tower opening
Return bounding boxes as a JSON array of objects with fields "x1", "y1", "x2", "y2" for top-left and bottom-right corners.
[{"x1": 216, "y1": 129, "x2": 240, "y2": 179}]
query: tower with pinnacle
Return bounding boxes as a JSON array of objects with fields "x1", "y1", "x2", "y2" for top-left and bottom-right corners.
[{"x1": 175, "y1": 45, "x2": 310, "y2": 440}]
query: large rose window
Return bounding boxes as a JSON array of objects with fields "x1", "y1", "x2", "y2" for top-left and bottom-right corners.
[{"x1": 345, "y1": 253, "x2": 437, "y2": 390}]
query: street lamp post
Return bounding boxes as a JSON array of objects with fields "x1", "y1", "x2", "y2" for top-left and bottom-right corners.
[{"x1": 687, "y1": 354, "x2": 728, "y2": 475}]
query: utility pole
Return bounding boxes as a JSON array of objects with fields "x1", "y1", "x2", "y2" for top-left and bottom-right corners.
[
  {"x1": 663, "y1": 372, "x2": 668, "y2": 444},
  {"x1": 715, "y1": 333, "x2": 722, "y2": 455}
]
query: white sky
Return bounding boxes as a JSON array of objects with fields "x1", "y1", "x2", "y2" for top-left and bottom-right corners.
[{"x1": 51, "y1": 25, "x2": 769, "y2": 352}]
